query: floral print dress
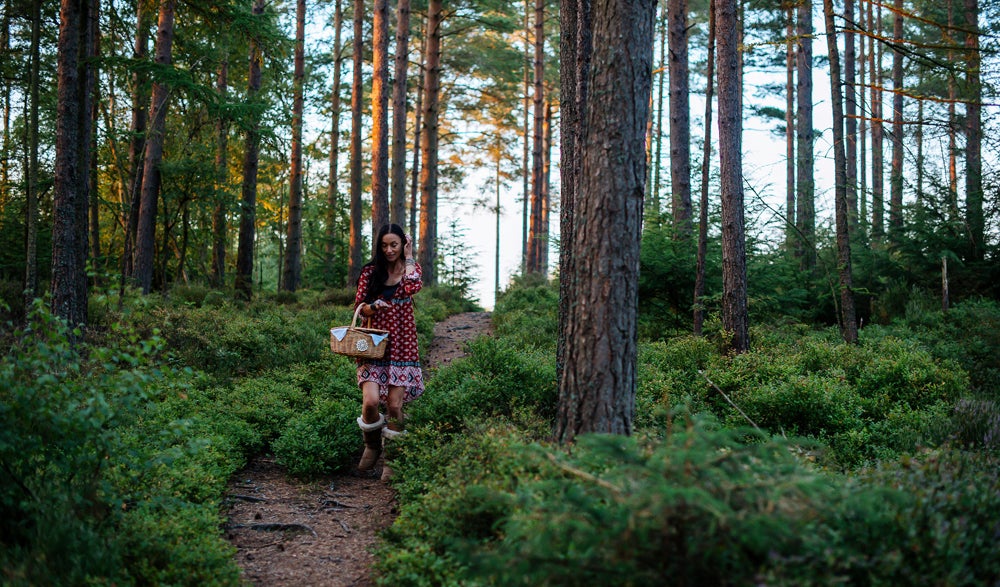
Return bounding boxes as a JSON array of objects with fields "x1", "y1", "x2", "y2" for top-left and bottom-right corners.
[{"x1": 353, "y1": 263, "x2": 424, "y2": 403}]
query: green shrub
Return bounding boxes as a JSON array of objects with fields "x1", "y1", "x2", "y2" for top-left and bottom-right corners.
[
  {"x1": 407, "y1": 336, "x2": 557, "y2": 434},
  {"x1": 274, "y1": 397, "x2": 360, "y2": 477},
  {"x1": 119, "y1": 500, "x2": 240, "y2": 586},
  {"x1": 0, "y1": 302, "x2": 241, "y2": 584},
  {"x1": 826, "y1": 449, "x2": 1000, "y2": 586},
  {"x1": 492, "y1": 282, "x2": 559, "y2": 350}
]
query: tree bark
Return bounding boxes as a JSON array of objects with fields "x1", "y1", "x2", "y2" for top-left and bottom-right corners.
[
  {"x1": 556, "y1": 0, "x2": 589, "y2": 416},
  {"x1": 556, "y1": 0, "x2": 654, "y2": 443},
  {"x1": 527, "y1": 0, "x2": 545, "y2": 275},
  {"x1": 390, "y1": 0, "x2": 412, "y2": 226},
  {"x1": 844, "y1": 0, "x2": 857, "y2": 229},
  {"x1": 870, "y1": 1, "x2": 884, "y2": 239},
  {"x1": 717, "y1": 0, "x2": 748, "y2": 353},
  {"x1": 795, "y1": 0, "x2": 814, "y2": 269},
  {"x1": 123, "y1": 0, "x2": 149, "y2": 279},
  {"x1": 784, "y1": 2, "x2": 794, "y2": 254},
  {"x1": 24, "y1": 0, "x2": 42, "y2": 310},
  {"x1": 521, "y1": 0, "x2": 531, "y2": 273},
  {"x1": 540, "y1": 99, "x2": 552, "y2": 273},
  {"x1": 694, "y1": 0, "x2": 715, "y2": 337},
  {"x1": 409, "y1": 15, "x2": 425, "y2": 240},
  {"x1": 134, "y1": 0, "x2": 176, "y2": 294},
  {"x1": 888, "y1": 0, "x2": 904, "y2": 243},
  {"x1": 652, "y1": 5, "x2": 666, "y2": 218},
  {"x1": 281, "y1": 0, "x2": 306, "y2": 292},
  {"x1": 325, "y1": 0, "x2": 343, "y2": 275},
  {"x1": 964, "y1": 0, "x2": 982, "y2": 262},
  {"x1": 370, "y1": 0, "x2": 390, "y2": 240},
  {"x1": 212, "y1": 56, "x2": 229, "y2": 288},
  {"x1": 417, "y1": 0, "x2": 442, "y2": 286},
  {"x1": 348, "y1": 0, "x2": 365, "y2": 284},
  {"x1": 87, "y1": 0, "x2": 100, "y2": 275},
  {"x1": 51, "y1": 0, "x2": 95, "y2": 327},
  {"x1": 668, "y1": 0, "x2": 691, "y2": 236},
  {"x1": 235, "y1": 0, "x2": 265, "y2": 301},
  {"x1": 823, "y1": 0, "x2": 857, "y2": 343}
]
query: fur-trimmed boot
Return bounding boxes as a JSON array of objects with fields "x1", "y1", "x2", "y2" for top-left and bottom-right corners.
[
  {"x1": 356, "y1": 413, "x2": 386, "y2": 471},
  {"x1": 379, "y1": 418, "x2": 405, "y2": 482}
]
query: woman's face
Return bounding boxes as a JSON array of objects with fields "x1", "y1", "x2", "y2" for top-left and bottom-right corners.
[{"x1": 381, "y1": 233, "x2": 403, "y2": 264}]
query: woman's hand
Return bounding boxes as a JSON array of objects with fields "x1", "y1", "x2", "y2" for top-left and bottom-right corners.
[
  {"x1": 403, "y1": 234, "x2": 413, "y2": 261},
  {"x1": 371, "y1": 299, "x2": 390, "y2": 311}
]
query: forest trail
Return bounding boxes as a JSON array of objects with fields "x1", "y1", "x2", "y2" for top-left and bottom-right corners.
[{"x1": 223, "y1": 311, "x2": 493, "y2": 586}]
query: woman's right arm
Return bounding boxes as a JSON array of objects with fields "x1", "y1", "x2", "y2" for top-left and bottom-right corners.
[{"x1": 354, "y1": 266, "x2": 371, "y2": 312}]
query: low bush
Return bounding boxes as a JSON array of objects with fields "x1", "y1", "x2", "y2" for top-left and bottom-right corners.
[
  {"x1": 407, "y1": 336, "x2": 557, "y2": 435},
  {"x1": 0, "y1": 302, "x2": 243, "y2": 585},
  {"x1": 273, "y1": 396, "x2": 360, "y2": 477}
]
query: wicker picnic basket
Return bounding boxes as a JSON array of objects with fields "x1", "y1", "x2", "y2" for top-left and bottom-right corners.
[{"x1": 330, "y1": 305, "x2": 389, "y2": 359}]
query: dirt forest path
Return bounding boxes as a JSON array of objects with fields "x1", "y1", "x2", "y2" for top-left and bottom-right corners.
[{"x1": 223, "y1": 312, "x2": 493, "y2": 587}]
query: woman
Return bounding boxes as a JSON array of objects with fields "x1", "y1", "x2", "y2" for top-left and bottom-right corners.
[{"x1": 353, "y1": 223, "x2": 423, "y2": 475}]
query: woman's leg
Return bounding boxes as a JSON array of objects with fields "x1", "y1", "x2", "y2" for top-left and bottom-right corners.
[
  {"x1": 361, "y1": 381, "x2": 382, "y2": 423},
  {"x1": 357, "y1": 381, "x2": 385, "y2": 471},
  {"x1": 386, "y1": 385, "x2": 405, "y2": 424}
]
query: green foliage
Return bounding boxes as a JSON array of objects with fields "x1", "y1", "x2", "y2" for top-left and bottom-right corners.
[
  {"x1": 273, "y1": 397, "x2": 360, "y2": 477},
  {"x1": 0, "y1": 301, "x2": 242, "y2": 585},
  {"x1": 492, "y1": 281, "x2": 559, "y2": 350},
  {"x1": 407, "y1": 336, "x2": 557, "y2": 436},
  {"x1": 871, "y1": 298, "x2": 1000, "y2": 394}
]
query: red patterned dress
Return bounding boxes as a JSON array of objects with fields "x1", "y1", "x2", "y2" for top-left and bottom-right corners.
[{"x1": 353, "y1": 263, "x2": 424, "y2": 403}]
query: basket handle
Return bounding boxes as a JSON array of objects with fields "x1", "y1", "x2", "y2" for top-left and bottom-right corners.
[{"x1": 353, "y1": 303, "x2": 375, "y2": 329}]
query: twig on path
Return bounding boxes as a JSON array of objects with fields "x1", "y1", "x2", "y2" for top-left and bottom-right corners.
[
  {"x1": 334, "y1": 519, "x2": 351, "y2": 533},
  {"x1": 698, "y1": 370, "x2": 764, "y2": 435},
  {"x1": 227, "y1": 494, "x2": 267, "y2": 503},
  {"x1": 229, "y1": 522, "x2": 317, "y2": 537}
]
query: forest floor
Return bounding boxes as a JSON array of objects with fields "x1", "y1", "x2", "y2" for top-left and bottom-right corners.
[{"x1": 223, "y1": 311, "x2": 493, "y2": 586}]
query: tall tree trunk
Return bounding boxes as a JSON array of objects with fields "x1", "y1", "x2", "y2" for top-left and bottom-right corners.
[
  {"x1": 844, "y1": 0, "x2": 857, "y2": 229},
  {"x1": 212, "y1": 56, "x2": 229, "y2": 287},
  {"x1": 325, "y1": 0, "x2": 343, "y2": 275},
  {"x1": 417, "y1": 0, "x2": 442, "y2": 285},
  {"x1": 281, "y1": 0, "x2": 306, "y2": 292},
  {"x1": 857, "y1": 0, "x2": 867, "y2": 225},
  {"x1": 888, "y1": 0, "x2": 904, "y2": 243},
  {"x1": 370, "y1": 0, "x2": 390, "y2": 239},
  {"x1": 521, "y1": 0, "x2": 531, "y2": 273},
  {"x1": 235, "y1": 0, "x2": 265, "y2": 301},
  {"x1": 87, "y1": 0, "x2": 100, "y2": 273},
  {"x1": 870, "y1": 1, "x2": 884, "y2": 239},
  {"x1": 390, "y1": 0, "x2": 412, "y2": 225},
  {"x1": 694, "y1": 0, "x2": 715, "y2": 337},
  {"x1": 409, "y1": 15, "x2": 425, "y2": 240},
  {"x1": 123, "y1": 0, "x2": 149, "y2": 278},
  {"x1": 1, "y1": 4, "x2": 9, "y2": 209},
  {"x1": 784, "y1": 2, "x2": 794, "y2": 253},
  {"x1": 915, "y1": 74, "x2": 924, "y2": 207},
  {"x1": 556, "y1": 0, "x2": 654, "y2": 444},
  {"x1": 51, "y1": 0, "x2": 95, "y2": 327},
  {"x1": 823, "y1": 0, "x2": 857, "y2": 343},
  {"x1": 795, "y1": 0, "x2": 815, "y2": 269},
  {"x1": 947, "y1": 0, "x2": 957, "y2": 217},
  {"x1": 964, "y1": 0, "x2": 982, "y2": 261},
  {"x1": 668, "y1": 0, "x2": 691, "y2": 236},
  {"x1": 134, "y1": 0, "x2": 176, "y2": 294},
  {"x1": 717, "y1": 0, "x2": 748, "y2": 353},
  {"x1": 556, "y1": 0, "x2": 589, "y2": 417},
  {"x1": 24, "y1": 0, "x2": 42, "y2": 310},
  {"x1": 540, "y1": 99, "x2": 552, "y2": 273},
  {"x1": 652, "y1": 5, "x2": 666, "y2": 218},
  {"x1": 348, "y1": 0, "x2": 365, "y2": 284},
  {"x1": 527, "y1": 0, "x2": 545, "y2": 275}
]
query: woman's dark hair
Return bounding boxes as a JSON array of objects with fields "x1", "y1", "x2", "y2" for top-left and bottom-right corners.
[{"x1": 360, "y1": 223, "x2": 406, "y2": 303}]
